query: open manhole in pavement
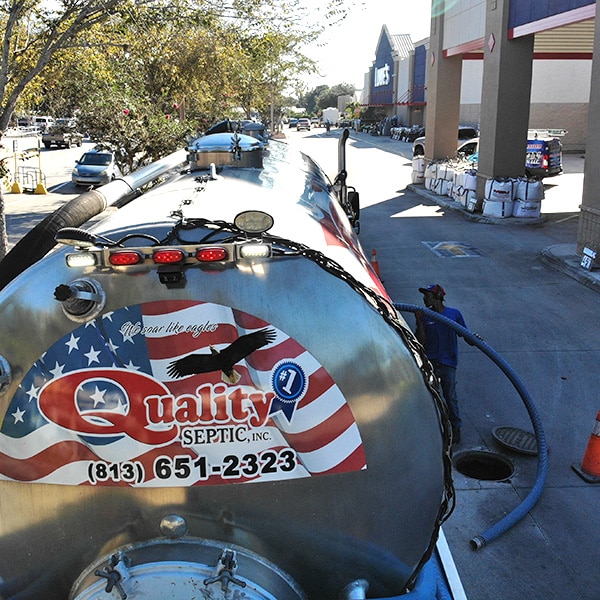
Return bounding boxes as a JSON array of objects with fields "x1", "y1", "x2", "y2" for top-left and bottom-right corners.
[{"x1": 454, "y1": 450, "x2": 514, "y2": 481}]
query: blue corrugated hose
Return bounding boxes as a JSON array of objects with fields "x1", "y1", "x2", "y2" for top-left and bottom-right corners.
[{"x1": 393, "y1": 303, "x2": 549, "y2": 551}]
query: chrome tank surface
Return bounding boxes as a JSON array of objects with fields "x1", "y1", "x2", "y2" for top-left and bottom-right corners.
[{"x1": 0, "y1": 134, "x2": 451, "y2": 599}]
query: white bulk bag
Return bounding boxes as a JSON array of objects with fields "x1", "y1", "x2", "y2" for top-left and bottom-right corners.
[
  {"x1": 425, "y1": 162, "x2": 438, "y2": 179},
  {"x1": 485, "y1": 178, "x2": 515, "y2": 202},
  {"x1": 483, "y1": 199, "x2": 513, "y2": 218},
  {"x1": 411, "y1": 170, "x2": 424, "y2": 184},
  {"x1": 464, "y1": 170, "x2": 477, "y2": 191},
  {"x1": 444, "y1": 166, "x2": 456, "y2": 181},
  {"x1": 516, "y1": 178, "x2": 544, "y2": 202},
  {"x1": 513, "y1": 200, "x2": 542, "y2": 218},
  {"x1": 412, "y1": 156, "x2": 426, "y2": 176}
]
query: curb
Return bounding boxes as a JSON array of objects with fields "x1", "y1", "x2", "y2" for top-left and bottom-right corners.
[
  {"x1": 407, "y1": 183, "x2": 547, "y2": 226},
  {"x1": 541, "y1": 244, "x2": 600, "y2": 293}
]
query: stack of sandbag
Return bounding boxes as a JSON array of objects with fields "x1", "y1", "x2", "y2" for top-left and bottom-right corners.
[
  {"x1": 433, "y1": 162, "x2": 456, "y2": 196},
  {"x1": 411, "y1": 156, "x2": 425, "y2": 184},
  {"x1": 513, "y1": 177, "x2": 544, "y2": 217},
  {"x1": 423, "y1": 160, "x2": 460, "y2": 196},
  {"x1": 419, "y1": 160, "x2": 544, "y2": 220},
  {"x1": 481, "y1": 177, "x2": 544, "y2": 218},
  {"x1": 451, "y1": 167, "x2": 478, "y2": 208},
  {"x1": 482, "y1": 177, "x2": 516, "y2": 218},
  {"x1": 424, "y1": 161, "x2": 439, "y2": 191}
]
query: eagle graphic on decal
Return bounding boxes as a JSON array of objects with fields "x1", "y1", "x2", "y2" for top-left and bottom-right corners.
[{"x1": 167, "y1": 327, "x2": 277, "y2": 384}]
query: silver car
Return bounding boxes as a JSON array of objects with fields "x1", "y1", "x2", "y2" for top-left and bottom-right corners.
[
  {"x1": 296, "y1": 118, "x2": 311, "y2": 131},
  {"x1": 72, "y1": 150, "x2": 119, "y2": 186}
]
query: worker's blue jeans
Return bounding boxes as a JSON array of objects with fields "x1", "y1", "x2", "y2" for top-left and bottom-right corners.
[{"x1": 432, "y1": 362, "x2": 462, "y2": 431}]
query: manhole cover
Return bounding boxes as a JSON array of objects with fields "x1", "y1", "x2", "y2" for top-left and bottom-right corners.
[
  {"x1": 454, "y1": 450, "x2": 514, "y2": 481},
  {"x1": 492, "y1": 426, "x2": 538, "y2": 456}
]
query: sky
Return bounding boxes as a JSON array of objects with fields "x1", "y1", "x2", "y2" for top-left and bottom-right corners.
[{"x1": 300, "y1": 0, "x2": 432, "y2": 91}]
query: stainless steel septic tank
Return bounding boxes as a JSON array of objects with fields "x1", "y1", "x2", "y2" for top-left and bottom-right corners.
[{"x1": 0, "y1": 130, "x2": 453, "y2": 599}]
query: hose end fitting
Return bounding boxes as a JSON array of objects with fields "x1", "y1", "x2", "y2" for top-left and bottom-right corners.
[{"x1": 470, "y1": 535, "x2": 486, "y2": 551}]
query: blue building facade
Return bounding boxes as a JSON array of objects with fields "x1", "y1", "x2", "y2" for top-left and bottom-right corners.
[
  {"x1": 371, "y1": 34, "x2": 395, "y2": 106},
  {"x1": 509, "y1": 0, "x2": 594, "y2": 29}
]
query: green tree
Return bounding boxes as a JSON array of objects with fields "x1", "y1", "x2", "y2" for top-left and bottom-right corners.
[
  {"x1": 0, "y1": 0, "x2": 357, "y2": 258},
  {"x1": 301, "y1": 85, "x2": 328, "y2": 115},
  {"x1": 0, "y1": 0, "x2": 143, "y2": 258},
  {"x1": 316, "y1": 82, "x2": 355, "y2": 110}
]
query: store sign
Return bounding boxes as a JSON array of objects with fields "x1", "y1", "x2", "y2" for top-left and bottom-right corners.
[{"x1": 374, "y1": 63, "x2": 390, "y2": 87}]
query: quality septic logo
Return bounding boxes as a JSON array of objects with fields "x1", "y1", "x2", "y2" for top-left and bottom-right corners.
[
  {"x1": 37, "y1": 368, "x2": 278, "y2": 446},
  {"x1": 38, "y1": 369, "x2": 178, "y2": 444}
]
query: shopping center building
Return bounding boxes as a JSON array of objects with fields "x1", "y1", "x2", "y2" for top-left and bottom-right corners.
[{"x1": 361, "y1": 0, "x2": 599, "y2": 266}]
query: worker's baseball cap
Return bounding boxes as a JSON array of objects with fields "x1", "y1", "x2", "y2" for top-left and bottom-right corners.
[{"x1": 418, "y1": 284, "x2": 446, "y2": 298}]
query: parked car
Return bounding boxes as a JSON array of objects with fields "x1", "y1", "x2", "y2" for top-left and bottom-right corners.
[
  {"x1": 72, "y1": 150, "x2": 119, "y2": 187},
  {"x1": 525, "y1": 136, "x2": 563, "y2": 177},
  {"x1": 412, "y1": 126, "x2": 478, "y2": 157},
  {"x1": 296, "y1": 118, "x2": 311, "y2": 131},
  {"x1": 33, "y1": 116, "x2": 55, "y2": 133},
  {"x1": 456, "y1": 135, "x2": 563, "y2": 178},
  {"x1": 42, "y1": 125, "x2": 84, "y2": 149}
]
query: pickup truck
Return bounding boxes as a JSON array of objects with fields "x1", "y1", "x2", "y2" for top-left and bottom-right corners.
[
  {"x1": 42, "y1": 125, "x2": 84, "y2": 149},
  {"x1": 412, "y1": 126, "x2": 478, "y2": 157}
]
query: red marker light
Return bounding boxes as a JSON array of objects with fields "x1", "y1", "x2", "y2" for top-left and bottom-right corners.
[
  {"x1": 196, "y1": 247, "x2": 228, "y2": 262},
  {"x1": 153, "y1": 249, "x2": 185, "y2": 264},
  {"x1": 109, "y1": 251, "x2": 143, "y2": 266}
]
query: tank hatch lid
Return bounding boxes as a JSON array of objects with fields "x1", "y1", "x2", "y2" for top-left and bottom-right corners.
[{"x1": 188, "y1": 132, "x2": 264, "y2": 170}]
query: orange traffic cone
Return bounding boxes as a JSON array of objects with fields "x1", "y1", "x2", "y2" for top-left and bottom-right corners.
[
  {"x1": 572, "y1": 410, "x2": 600, "y2": 483},
  {"x1": 370, "y1": 249, "x2": 381, "y2": 279}
]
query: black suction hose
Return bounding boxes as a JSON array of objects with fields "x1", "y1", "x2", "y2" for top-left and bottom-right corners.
[
  {"x1": 0, "y1": 148, "x2": 188, "y2": 292},
  {"x1": 394, "y1": 303, "x2": 549, "y2": 550},
  {"x1": 0, "y1": 189, "x2": 111, "y2": 291}
]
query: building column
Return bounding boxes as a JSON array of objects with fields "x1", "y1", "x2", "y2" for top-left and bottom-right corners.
[
  {"x1": 424, "y1": 11, "x2": 462, "y2": 161},
  {"x1": 477, "y1": 0, "x2": 534, "y2": 196},
  {"x1": 577, "y1": 14, "x2": 600, "y2": 258}
]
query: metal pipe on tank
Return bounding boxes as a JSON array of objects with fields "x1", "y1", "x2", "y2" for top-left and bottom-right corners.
[
  {"x1": 0, "y1": 148, "x2": 189, "y2": 291},
  {"x1": 99, "y1": 148, "x2": 188, "y2": 207}
]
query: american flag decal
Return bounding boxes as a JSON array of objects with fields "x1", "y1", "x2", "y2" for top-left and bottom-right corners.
[{"x1": 0, "y1": 301, "x2": 366, "y2": 486}]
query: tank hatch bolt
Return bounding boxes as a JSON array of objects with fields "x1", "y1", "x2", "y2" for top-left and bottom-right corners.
[
  {"x1": 159, "y1": 513, "x2": 188, "y2": 538},
  {"x1": 203, "y1": 548, "x2": 247, "y2": 592},
  {"x1": 94, "y1": 552, "x2": 130, "y2": 599},
  {"x1": 0, "y1": 356, "x2": 11, "y2": 395}
]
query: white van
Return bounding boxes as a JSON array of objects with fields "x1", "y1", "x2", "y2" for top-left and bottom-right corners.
[{"x1": 33, "y1": 116, "x2": 54, "y2": 132}]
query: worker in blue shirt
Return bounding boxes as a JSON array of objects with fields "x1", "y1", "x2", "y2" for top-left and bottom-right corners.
[{"x1": 415, "y1": 284, "x2": 467, "y2": 444}]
